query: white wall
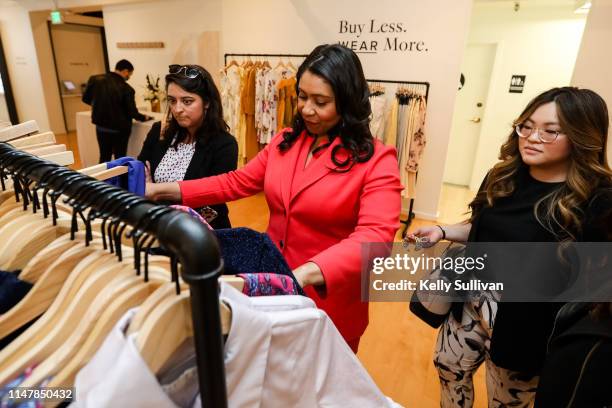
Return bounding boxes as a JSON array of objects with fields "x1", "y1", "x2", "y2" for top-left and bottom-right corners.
[
  {"x1": 467, "y1": 3, "x2": 587, "y2": 191},
  {"x1": 572, "y1": 0, "x2": 612, "y2": 164},
  {"x1": 103, "y1": 0, "x2": 223, "y2": 108},
  {"x1": 222, "y1": 0, "x2": 474, "y2": 219},
  {"x1": 1, "y1": 0, "x2": 474, "y2": 219},
  {"x1": 0, "y1": 3, "x2": 50, "y2": 129}
]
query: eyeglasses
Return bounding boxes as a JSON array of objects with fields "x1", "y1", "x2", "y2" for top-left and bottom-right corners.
[
  {"x1": 168, "y1": 65, "x2": 201, "y2": 79},
  {"x1": 515, "y1": 123, "x2": 563, "y2": 143}
]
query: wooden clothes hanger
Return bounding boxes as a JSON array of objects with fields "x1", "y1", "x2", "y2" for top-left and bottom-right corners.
[
  {"x1": 286, "y1": 58, "x2": 297, "y2": 72},
  {"x1": 22, "y1": 261, "x2": 172, "y2": 388},
  {"x1": 3, "y1": 219, "x2": 104, "y2": 274},
  {"x1": 0, "y1": 242, "x2": 95, "y2": 345},
  {"x1": 0, "y1": 245, "x2": 101, "y2": 385},
  {"x1": 135, "y1": 275, "x2": 237, "y2": 375},
  {"x1": 274, "y1": 56, "x2": 287, "y2": 70},
  {"x1": 0, "y1": 245, "x2": 118, "y2": 373},
  {"x1": 0, "y1": 250, "x2": 138, "y2": 386},
  {"x1": 21, "y1": 144, "x2": 66, "y2": 156},
  {"x1": 78, "y1": 162, "x2": 129, "y2": 181},
  {"x1": 0, "y1": 223, "x2": 173, "y2": 386},
  {"x1": 136, "y1": 290, "x2": 232, "y2": 375},
  {"x1": 225, "y1": 57, "x2": 239, "y2": 71},
  {"x1": 0, "y1": 120, "x2": 40, "y2": 142},
  {"x1": 49, "y1": 265, "x2": 175, "y2": 389}
]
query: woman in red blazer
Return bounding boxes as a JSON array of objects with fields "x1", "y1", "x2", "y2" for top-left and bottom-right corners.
[{"x1": 147, "y1": 44, "x2": 402, "y2": 351}]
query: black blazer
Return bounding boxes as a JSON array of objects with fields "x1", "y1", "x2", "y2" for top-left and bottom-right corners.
[
  {"x1": 138, "y1": 121, "x2": 238, "y2": 229},
  {"x1": 82, "y1": 72, "x2": 147, "y2": 132}
]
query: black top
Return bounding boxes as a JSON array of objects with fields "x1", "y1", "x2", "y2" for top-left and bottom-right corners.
[
  {"x1": 138, "y1": 121, "x2": 238, "y2": 229},
  {"x1": 82, "y1": 72, "x2": 147, "y2": 132},
  {"x1": 467, "y1": 166, "x2": 611, "y2": 373}
]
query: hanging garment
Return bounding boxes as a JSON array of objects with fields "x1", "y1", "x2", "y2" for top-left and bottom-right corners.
[
  {"x1": 0, "y1": 365, "x2": 36, "y2": 402},
  {"x1": 220, "y1": 65, "x2": 242, "y2": 139},
  {"x1": 384, "y1": 98, "x2": 399, "y2": 148},
  {"x1": 276, "y1": 77, "x2": 297, "y2": 131},
  {"x1": 72, "y1": 283, "x2": 395, "y2": 408},
  {"x1": 240, "y1": 66, "x2": 259, "y2": 162},
  {"x1": 213, "y1": 227, "x2": 305, "y2": 296},
  {"x1": 0, "y1": 270, "x2": 35, "y2": 351},
  {"x1": 237, "y1": 272, "x2": 299, "y2": 296},
  {"x1": 260, "y1": 67, "x2": 283, "y2": 144},
  {"x1": 369, "y1": 95, "x2": 387, "y2": 141},
  {"x1": 395, "y1": 100, "x2": 410, "y2": 168},
  {"x1": 104, "y1": 157, "x2": 145, "y2": 196},
  {"x1": 405, "y1": 97, "x2": 427, "y2": 198},
  {"x1": 0, "y1": 271, "x2": 30, "y2": 314},
  {"x1": 254, "y1": 66, "x2": 270, "y2": 145},
  {"x1": 400, "y1": 96, "x2": 419, "y2": 198},
  {"x1": 236, "y1": 66, "x2": 249, "y2": 164}
]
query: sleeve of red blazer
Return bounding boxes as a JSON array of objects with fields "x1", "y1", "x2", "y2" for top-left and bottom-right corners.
[
  {"x1": 178, "y1": 141, "x2": 269, "y2": 208},
  {"x1": 309, "y1": 146, "x2": 403, "y2": 297}
]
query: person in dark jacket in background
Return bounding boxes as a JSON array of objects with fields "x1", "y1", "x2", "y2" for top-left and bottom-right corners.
[
  {"x1": 138, "y1": 64, "x2": 237, "y2": 229},
  {"x1": 83, "y1": 59, "x2": 152, "y2": 163},
  {"x1": 535, "y1": 301, "x2": 612, "y2": 408}
]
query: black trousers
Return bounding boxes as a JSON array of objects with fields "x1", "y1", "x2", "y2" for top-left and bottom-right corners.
[{"x1": 96, "y1": 126, "x2": 130, "y2": 163}]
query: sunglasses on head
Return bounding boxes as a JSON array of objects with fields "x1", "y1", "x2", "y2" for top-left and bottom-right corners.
[{"x1": 168, "y1": 65, "x2": 201, "y2": 79}]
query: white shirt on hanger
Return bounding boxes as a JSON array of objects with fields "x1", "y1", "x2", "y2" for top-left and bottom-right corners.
[{"x1": 71, "y1": 283, "x2": 398, "y2": 408}]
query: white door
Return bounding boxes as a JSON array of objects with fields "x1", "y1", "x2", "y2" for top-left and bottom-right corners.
[{"x1": 443, "y1": 43, "x2": 496, "y2": 186}]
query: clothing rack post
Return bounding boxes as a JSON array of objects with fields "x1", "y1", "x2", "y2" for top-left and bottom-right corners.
[
  {"x1": 366, "y1": 78, "x2": 429, "y2": 237},
  {"x1": 224, "y1": 52, "x2": 309, "y2": 66},
  {"x1": 0, "y1": 142, "x2": 228, "y2": 408}
]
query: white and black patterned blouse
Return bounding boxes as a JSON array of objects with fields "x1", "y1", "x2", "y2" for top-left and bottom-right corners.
[{"x1": 153, "y1": 138, "x2": 196, "y2": 183}]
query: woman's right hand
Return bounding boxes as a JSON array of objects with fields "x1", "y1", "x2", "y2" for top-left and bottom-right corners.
[
  {"x1": 406, "y1": 225, "x2": 444, "y2": 247},
  {"x1": 145, "y1": 181, "x2": 182, "y2": 202}
]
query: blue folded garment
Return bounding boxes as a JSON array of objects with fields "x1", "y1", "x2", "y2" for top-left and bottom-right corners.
[{"x1": 105, "y1": 157, "x2": 145, "y2": 196}]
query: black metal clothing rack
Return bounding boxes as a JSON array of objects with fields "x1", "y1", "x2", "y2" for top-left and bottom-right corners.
[
  {"x1": 366, "y1": 78, "x2": 430, "y2": 237},
  {"x1": 366, "y1": 78, "x2": 430, "y2": 101},
  {"x1": 224, "y1": 53, "x2": 309, "y2": 66},
  {"x1": 0, "y1": 142, "x2": 228, "y2": 408}
]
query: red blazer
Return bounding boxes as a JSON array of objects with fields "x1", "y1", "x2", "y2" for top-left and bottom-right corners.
[{"x1": 179, "y1": 130, "x2": 402, "y2": 341}]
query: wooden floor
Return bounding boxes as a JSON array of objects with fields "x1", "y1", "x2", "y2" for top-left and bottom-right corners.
[{"x1": 63, "y1": 132, "x2": 485, "y2": 407}]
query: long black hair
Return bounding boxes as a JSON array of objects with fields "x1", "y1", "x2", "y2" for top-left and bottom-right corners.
[
  {"x1": 278, "y1": 44, "x2": 374, "y2": 169},
  {"x1": 163, "y1": 64, "x2": 228, "y2": 148}
]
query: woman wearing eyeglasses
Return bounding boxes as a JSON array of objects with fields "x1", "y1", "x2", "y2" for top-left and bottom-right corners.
[
  {"x1": 145, "y1": 44, "x2": 403, "y2": 352},
  {"x1": 138, "y1": 64, "x2": 238, "y2": 229},
  {"x1": 409, "y1": 87, "x2": 612, "y2": 407}
]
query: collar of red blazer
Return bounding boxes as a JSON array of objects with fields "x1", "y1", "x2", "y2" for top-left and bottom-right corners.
[{"x1": 302, "y1": 132, "x2": 351, "y2": 171}]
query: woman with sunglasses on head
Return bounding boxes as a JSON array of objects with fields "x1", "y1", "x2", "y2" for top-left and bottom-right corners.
[
  {"x1": 138, "y1": 64, "x2": 238, "y2": 229},
  {"x1": 146, "y1": 44, "x2": 403, "y2": 352},
  {"x1": 409, "y1": 87, "x2": 612, "y2": 407}
]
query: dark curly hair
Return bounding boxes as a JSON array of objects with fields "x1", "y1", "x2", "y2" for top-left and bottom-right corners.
[
  {"x1": 163, "y1": 65, "x2": 228, "y2": 149},
  {"x1": 278, "y1": 44, "x2": 374, "y2": 170}
]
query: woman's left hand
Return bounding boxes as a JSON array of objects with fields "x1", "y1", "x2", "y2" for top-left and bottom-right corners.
[{"x1": 292, "y1": 262, "x2": 325, "y2": 288}]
